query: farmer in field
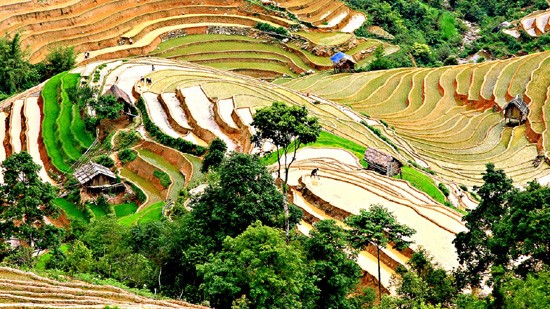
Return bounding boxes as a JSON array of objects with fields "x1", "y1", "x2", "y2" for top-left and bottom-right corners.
[{"x1": 310, "y1": 168, "x2": 320, "y2": 179}]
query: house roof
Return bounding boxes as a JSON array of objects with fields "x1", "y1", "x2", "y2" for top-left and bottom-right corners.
[
  {"x1": 74, "y1": 162, "x2": 116, "y2": 185},
  {"x1": 364, "y1": 147, "x2": 398, "y2": 167},
  {"x1": 104, "y1": 84, "x2": 132, "y2": 104},
  {"x1": 505, "y1": 95, "x2": 529, "y2": 116},
  {"x1": 330, "y1": 52, "x2": 356, "y2": 64}
]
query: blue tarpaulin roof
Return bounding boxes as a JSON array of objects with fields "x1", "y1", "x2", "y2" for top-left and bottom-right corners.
[{"x1": 330, "y1": 52, "x2": 355, "y2": 64}]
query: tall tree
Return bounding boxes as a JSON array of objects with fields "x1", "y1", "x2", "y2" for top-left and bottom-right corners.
[
  {"x1": 44, "y1": 45, "x2": 76, "y2": 78},
  {"x1": 251, "y1": 101, "x2": 321, "y2": 240},
  {"x1": 345, "y1": 204, "x2": 416, "y2": 302},
  {"x1": 304, "y1": 219, "x2": 363, "y2": 309},
  {"x1": 0, "y1": 152, "x2": 62, "y2": 257},
  {"x1": 189, "y1": 152, "x2": 288, "y2": 244},
  {"x1": 197, "y1": 221, "x2": 318, "y2": 308},
  {"x1": 0, "y1": 33, "x2": 39, "y2": 97},
  {"x1": 200, "y1": 137, "x2": 227, "y2": 173},
  {"x1": 453, "y1": 163, "x2": 513, "y2": 290}
]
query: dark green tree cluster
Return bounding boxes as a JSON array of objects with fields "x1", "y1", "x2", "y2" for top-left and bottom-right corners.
[
  {"x1": 200, "y1": 137, "x2": 227, "y2": 173},
  {"x1": 0, "y1": 34, "x2": 75, "y2": 100}
]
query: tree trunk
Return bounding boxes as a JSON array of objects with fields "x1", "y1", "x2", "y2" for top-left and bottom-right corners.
[
  {"x1": 282, "y1": 182, "x2": 289, "y2": 243},
  {"x1": 158, "y1": 266, "x2": 162, "y2": 292},
  {"x1": 377, "y1": 246, "x2": 382, "y2": 303}
]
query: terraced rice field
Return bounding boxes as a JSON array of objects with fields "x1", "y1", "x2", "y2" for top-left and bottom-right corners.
[
  {"x1": 520, "y1": 8, "x2": 550, "y2": 37},
  {"x1": 0, "y1": 0, "x2": 300, "y2": 63},
  {"x1": 281, "y1": 51, "x2": 550, "y2": 186},
  {"x1": 0, "y1": 266, "x2": 205, "y2": 308},
  {"x1": 277, "y1": 0, "x2": 366, "y2": 32}
]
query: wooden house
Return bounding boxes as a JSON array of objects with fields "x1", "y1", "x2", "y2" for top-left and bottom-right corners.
[
  {"x1": 330, "y1": 52, "x2": 356, "y2": 73},
  {"x1": 104, "y1": 84, "x2": 132, "y2": 105},
  {"x1": 504, "y1": 95, "x2": 529, "y2": 126},
  {"x1": 74, "y1": 162, "x2": 121, "y2": 192},
  {"x1": 364, "y1": 147, "x2": 402, "y2": 177}
]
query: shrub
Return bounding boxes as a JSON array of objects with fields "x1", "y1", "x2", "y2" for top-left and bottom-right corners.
[
  {"x1": 136, "y1": 97, "x2": 206, "y2": 156},
  {"x1": 83, "y1": 204, "x2": 96, "y2": 223},
  {"x1": 45, "y1": 46, "x2": 75, "y2": 78},
  {"x1": 201, "y1": 138, "x2": 228, "y2": 173},
  {"x1": 118, "y1": 148, "x2": 137, "y2": 164},
  {"x1": 95, "y1": 155, "x2": 114, "y2": 168},
  {"x1": 153, "y1": 170, "x2": 172, "y2": 188},
  {"x1": 438, "y1": 183, "x2": 450, "y2": 197},
  {"x1": 254, "y1": 22, "x2": 289, "y2": 36},
  {"x1": 128, "y1": 182, "x2": 147, "y2": 204},
  {"x1": 115, "y1": 130, "x2": 141, "y2": 150},
  {"x1": 459, "y1": 184, "x2": 468, "y2": 191}
]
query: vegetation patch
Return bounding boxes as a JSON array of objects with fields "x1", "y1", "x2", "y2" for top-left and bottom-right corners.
[
  {"x1": 114, "y1": 203, "x2": 138, "y2": 217},
  {"x1": 136, "y1": 97, "x2": 206, "y2": 156},
  {"x1": 57, "y1": 73, "x2": 85, "y2": 162},
  {"x1": 118, "y1": 148, "x2": 137, "y2": 165},
  {"x1": 53, "y1": 198, "x2": 86, "y2": 222},
  {"x1": 360, "y1": 121, "x2": 398, "y2": 150},
  {"x1": 118, "y1": 201, "x2": 163, "y2": 226},
  {"x1": 394, "y1": 166, "x2": 446, "y2": 204},
  {"x1": 153, "y1": 170, "x2": 172, "y2": 189}
]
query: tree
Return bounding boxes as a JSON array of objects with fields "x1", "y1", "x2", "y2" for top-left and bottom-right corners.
[
  {"x1": 92, "y1": 95, "x2": 124, "y2": 120},
  {"x1": 251, "y1": 102, "x2": 321, "y2": 240},
  {"x1": 499, "y1": 270, "x2": 550, "y2": 308},
  {"x1": 197, "y1": 221, "x2": 318, "y2": 308},
  {"x1": 345, "y1": 204, "x2": 416, "y2": 302},
  {"x1": 0, "y1": 33, "x2": 39, "y2": 97},
  {"x1": 189, "y1": 152, "x2": 289, "y2": 245},
  {"x1": 453, "y1": 163, "x2": 513, "y2": 290},
  {"x1": 0, "y1": 152, "x2": 62, "y2": 258},
  {"x1": 304, "y1": 219, "x2": 363, "y2": 309},
  {"x1": 201, "y1": 137, "x2": 227, "y2": 173},
  {"x1": 44, "y1": 45, "x2": 76, "y2": 78}
]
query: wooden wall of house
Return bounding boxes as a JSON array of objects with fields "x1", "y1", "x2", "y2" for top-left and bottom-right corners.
[{"x1": 88, "y1": 175, "x2": 114, "y2": 187}]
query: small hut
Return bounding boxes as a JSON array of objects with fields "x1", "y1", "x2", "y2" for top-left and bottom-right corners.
[
  {"x1": 330, "y1": 52, "x2": 356, "y2": 73},
  {"x1": 74, "y1": 162, "x2": 120, "y2": 193},
  {"x1": 504, "y1": 95, "x2": 529, "y2": 126},
  {"x1": 364, "y1": 148, "x2": 402, "y2": 177}
]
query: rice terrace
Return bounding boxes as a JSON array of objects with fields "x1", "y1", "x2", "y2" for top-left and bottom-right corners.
[{"x1": 0, "y1": 0, "x2": 549, "y2": 308}]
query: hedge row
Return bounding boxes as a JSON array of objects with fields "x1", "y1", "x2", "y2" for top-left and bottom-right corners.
[{"x1": 136, "y1": 97, "x2": 206, "y2": 156}]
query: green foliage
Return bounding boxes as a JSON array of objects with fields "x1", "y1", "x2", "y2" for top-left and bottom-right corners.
[
  {"x1": 304, "y1": 220, "x2": 363, "y2": 308},
  {"x1": 115, "y1": 130, "x2": 141, "y2": 150},
  {"x1": 0, "y1": 152, "x2": 63, "y2": 257},
  {"x1": 128, "y1": 181, "x2": 147, "y2": 204},
  {"x1": 453, "y1": 163, "x2": 513, "y2": 290},
  {"x1": 360, "y1": 121, "x2": 398, "y2": 150},
  {"x1": 438, "y1": 183, "x2": 450, "y2": 197},
  {"x1": 345, "y1": 204, "x2": 416, "y2": 301},
  {"x1": 58, "y1": 73, "x2": 85, "y2": 161},
  {"x1": 500, "y1": 270, "x2": 550, "y2": 308},
  {"x1": 44, "y1": 45, "x2": 76, "y2": 78},
  {"x1": 153, "y1": 169, "x2": 172, "y2": 188},
  {"x1": 254, "y1": 22, "x2": 289, "y2": 36},
  {"x1": 118, "y1": 148, "x2": 137, "y2": 165},
  {"x1": 0, "y1": 33, "x2": 40, "y2": 96},
  {"x1": 188, "y1": 153, "x2": 288, "y2": 244},
  {"x1": 136, "y1": 97, "x2": 206, "y2": 156},
  {"x1": 197, "y1": 221, "x2": 318, "y2": 308},
  {"x1": 92, "y1": 95, "x2": 124, "y2": 120},
  {"x1": 201, "y1": 137, "x2": 227, "y2": 173},
  {"x1": 95, "y1": 155, "x2": 115, "y2": 168}
]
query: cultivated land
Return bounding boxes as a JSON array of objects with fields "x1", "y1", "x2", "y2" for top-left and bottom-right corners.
[{"x1": 1, "y1": 0, "x2": 550, "y2": 304}]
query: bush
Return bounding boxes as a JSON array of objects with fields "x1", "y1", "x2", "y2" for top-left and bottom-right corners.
[
  {"x1": 254, "y1": 22, "x2": 289, "y2": 36},
  {"x1": 95, "y1": 155, "x2": 114, "y2": 168},
  {"x1": 83, "y1": 204, "x2": 96, "y2": 223},
  {"x1": 45, "y1": 46, "x2": 76, "y2": 78},
  {"x1": 459, "y1": 184, "x2": 468, "y2": 191},
  {"x1": 136, "y1": 97, "x2": 206, "y2": 156},
  {"x1": 153, "y1": 170, "x2": 172, "y2": 188},
  {"x1": 201, "y1": 138, "x2": 228, "y2": 173},
  {"x1": 118, "y1": 148, "x2": 137, "y2": 164},
  {"x1": 438, "y1": 183, "x2": 450, "y2": 197},
  {"x1": 115, "y1": 130, "x2": 141, "y2": 150},
  {"x1": 128, "y1": 182, "x2": 147, "y2": 204}
]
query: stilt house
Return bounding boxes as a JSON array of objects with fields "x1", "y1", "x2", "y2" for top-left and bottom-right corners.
[
  {"x1": 364, "y1": 148, "x2": 402, "y2": 177},
  {"x1": 504, "y1": 95, "x2": 529, "y2": 126}
]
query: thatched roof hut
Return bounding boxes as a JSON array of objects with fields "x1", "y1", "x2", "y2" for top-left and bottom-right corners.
[
  {"x1": 504, "y1": 95, "x2": 529, "y2": 126},
  {"x1": 330, "y1": 52, "x2": 356, "y2": 73},
  {"x1": 104, "y1": 84, "x2": 132, "y2": 105},
  {"x1": 74, "y1": 162, "x2": 118, "y2": 191},
  {"x1": 364, "y1": 148, "x2": 402, "y2": 177}
]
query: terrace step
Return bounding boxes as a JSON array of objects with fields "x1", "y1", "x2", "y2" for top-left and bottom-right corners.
[
  {"x1": 24, "y1": 96, "x2": 53, "y2": 184},
  {"x1": 9, "y1": 99, "x2": 24, "y2": 154}
]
